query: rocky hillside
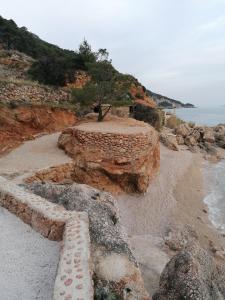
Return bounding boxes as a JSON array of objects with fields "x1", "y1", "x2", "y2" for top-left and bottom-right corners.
[
  {"x1": 0, "y1": 15, "x2": 194, "y2": 110},
  {"x1": 147, "y1": 90, "x2": 195, "y2": 108}
]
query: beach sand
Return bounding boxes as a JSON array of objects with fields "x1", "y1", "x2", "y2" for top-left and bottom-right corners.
[{"x1": 117, "y1": 144, "x2": 225, "y2": 296}]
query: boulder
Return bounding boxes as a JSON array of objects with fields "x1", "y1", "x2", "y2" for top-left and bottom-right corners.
[
  {"x1": 176, "y1": 135, "x2": 184, "y2": 145},
  {"x1": 191, "y1": 129, "x2": 201, "y2": 142},
  {"x1": 58, "y1": 117, "x2": 160, "y2": 194},
  {"x1": 214, "y1": 126, "x2": 225, "y2": 148},
  {"x1": 175, "y1": 123, "x2": 192, "y2": 137},
  {"x1": 203, "y1": 128, "x2": 215, "y2": 143},
  {"x1": 153, "y1": 242, "x2": 225, "y2": 300},
  {"x1": 160, "y1": 133, "x2": 179, "y2": 151},
  {"x1": 184, "y1": 135, "x2": 197, "y2": 146}
]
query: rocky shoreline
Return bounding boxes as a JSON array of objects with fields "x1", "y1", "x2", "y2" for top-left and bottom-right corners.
[{"x1": 160, "y1": 121, "x2": 225, "y2": 161}]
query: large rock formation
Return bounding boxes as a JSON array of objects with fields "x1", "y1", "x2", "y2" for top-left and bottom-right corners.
[
  {"x1": 25, "y1": 181, "x2": 151, "y2": 300},
  {"x1": 153, "y1": 242, "x2": 225, "y2": 300},
  {"x1": 58, "y1": 117, "x2": 160, "y2": 194}
]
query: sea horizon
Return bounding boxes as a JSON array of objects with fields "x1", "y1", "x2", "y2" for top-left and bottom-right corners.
[{"x1": 170, "y1": 106, "x2": 225, "y2": 127}]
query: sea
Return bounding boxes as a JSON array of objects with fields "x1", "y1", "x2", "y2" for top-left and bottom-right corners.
[
  {"x1": 171, "y1": 106, "x2": 225, "y2": 127},
  {"x1": 172, "y1": 107, "x2": 225, "y2": 233}
]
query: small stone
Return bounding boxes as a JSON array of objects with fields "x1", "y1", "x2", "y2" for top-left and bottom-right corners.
[
  {"x1": 64, "y1": 278, "x2": 73, "y2": 286},
  {"x1": 76, "y1": 284, "x2": 83, "y2": 289}
]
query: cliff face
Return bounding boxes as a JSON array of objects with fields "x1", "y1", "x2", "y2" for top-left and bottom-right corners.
[
  {"x1": 147, "y1": 90, "x2": 195, "y2": 108},
  {"x1": 0, "y1": 106, "x2": 77, "y2": 155}
]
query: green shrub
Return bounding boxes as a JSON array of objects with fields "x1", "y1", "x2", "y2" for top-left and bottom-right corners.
[{"x1": 72, "y1": 84, "x2": 98, "y2": 107}]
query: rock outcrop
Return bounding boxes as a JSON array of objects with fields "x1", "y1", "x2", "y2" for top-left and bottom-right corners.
[
  {"x1": 58, "y1": 117, "x2": 160, "y2": 194},
  {"x1": 160, "y1": 133, "x2": 179, "y2": 151},
  {"x1": 153, "y1": 242, "x2": 225, "y2": 300},
  {"x1": 25, "y1": 181, "x2": 151, "y2": 300},
  {"x1": 0, "y1": 105, "x2": 77, "y2": 155},
  {"x1": 162, "y1": 121, "x2": 225, "y2": 159}
]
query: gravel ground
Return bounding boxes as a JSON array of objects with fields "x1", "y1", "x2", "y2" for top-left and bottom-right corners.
[{"x1": 0, "y1": 207, "x2": 60, "y2": 300}]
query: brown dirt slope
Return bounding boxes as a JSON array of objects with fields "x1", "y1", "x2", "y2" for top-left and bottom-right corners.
[{"x1": 0, "y1": 105, "x2": 77, "y2": 156}]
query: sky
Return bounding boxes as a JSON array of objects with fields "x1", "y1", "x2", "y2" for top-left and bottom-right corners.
[{"x1": 1, "y1": 0, "x2": 225, "y2": 107}]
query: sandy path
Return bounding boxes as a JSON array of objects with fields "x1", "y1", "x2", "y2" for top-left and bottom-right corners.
[
  {"x1": 0, "y1": 132, "x2": 72, "y2": 183},
  {"x1": 0, "y1": 133, "x2": 68, "y2": 299},
  {"x1": 117, "y1": 145, "x2": 193, "y2": 295},
  {"x1": 117, "y1": 145, "x2": 192, "y2": 236},
  {"x1": 0, "y1": 207, "x2": 60, "y2": 300}
]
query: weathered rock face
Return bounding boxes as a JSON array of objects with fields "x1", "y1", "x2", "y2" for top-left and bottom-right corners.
[
  {"x1": 66, "y1": 70, "x2": 91, "y2": 88},
  {"x1": 25, "y1": 182, "x2": 151, "y2": 300},
  {"x1": 175, "y1": 123, "x2": 192, "y2": 137},
  {"x1": 0, "y1": 105, "x2": 77, "y2": 155},
  {"x1": 58, "y1": 118, "x2": 160, "y2": 194},
  {"x1": 160, "y1": 133, "x2": 179, "y2": 151},
  {"x1": 0, "y1": 49, "x2": 34, "y2": 79},
  {"x1": 153, "y1": 242, "x2": 225, "y2": 300}
]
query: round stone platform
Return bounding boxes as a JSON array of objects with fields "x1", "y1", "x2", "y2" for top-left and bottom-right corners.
[{"x1": 59, "y1": 117, "x2": 160, "y2": 194}]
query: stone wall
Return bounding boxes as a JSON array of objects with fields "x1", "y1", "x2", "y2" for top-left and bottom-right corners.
[
  {"x1": 0, "y1": 81, "x2": 71, "y2": 105},
  {"x1": 0, "y1": 176, "x2": 93, "y2": 300},
  {"x1": 58, "y1": 118, "x2": 160, "y2": 193}
]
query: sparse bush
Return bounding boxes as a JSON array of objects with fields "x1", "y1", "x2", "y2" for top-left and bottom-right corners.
[
  {"x1": 72, "y1": 84, "x2": 98, "y2": 107},
  {"x1": 166, "y1": 115, "x2": 184, "y2": 129},
  {"x1": 188, "y1": 121, "x2": 195, "y2": 128}
]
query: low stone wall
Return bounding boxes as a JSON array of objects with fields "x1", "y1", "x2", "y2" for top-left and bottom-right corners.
[{"x1": 0, "y1": 176, "x2": 93, "y2": 300}]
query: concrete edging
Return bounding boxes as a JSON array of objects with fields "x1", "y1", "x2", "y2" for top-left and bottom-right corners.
[{"x1": 0, "y1": 176, "x2": 93, "y2": 300}]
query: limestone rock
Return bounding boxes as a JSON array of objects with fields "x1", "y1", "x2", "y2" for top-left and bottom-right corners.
[
  {"x1": 160, "y1": 133, "x2": 179, "y2": 151},
  {"x1": 184, "y1": 135, "x2": 197, "y2": 146},
  {"x1": 153, "y1": 242, "x2": 225, "y2": 300},
  {"x1": 203, "y1": 128, "x2": 215, "y2": 143},
  {"x1": 176, "y1": 135, "x2": 184, "y2": 145},
  {"x1": 58, "y1": 118, "x2": 160, "y2": 194},
  {"x1": 175, "y1": 123, "x2": 192, "y2": 137}
]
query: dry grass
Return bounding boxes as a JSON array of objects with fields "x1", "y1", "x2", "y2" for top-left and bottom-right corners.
[{"x1": 166, "y1": 114, "x2": 184, "y2": 129}]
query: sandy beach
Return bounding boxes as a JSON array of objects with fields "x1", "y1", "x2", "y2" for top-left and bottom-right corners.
[{"x1": 117, "y1": 144, "x2": 225, "y2": 296}]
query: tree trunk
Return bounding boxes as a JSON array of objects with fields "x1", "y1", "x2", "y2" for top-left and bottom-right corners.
[{"x1": 98, "y1": 106, "x2": 103, "y2": 122}]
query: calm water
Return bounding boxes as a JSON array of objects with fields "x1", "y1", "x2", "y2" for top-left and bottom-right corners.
[
  {"x1": 172, "y1": 107, "x2": 225, "y2": 126},
  {"x1": 171, "y1": 107, "x2": 225, "y2": 232}
]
